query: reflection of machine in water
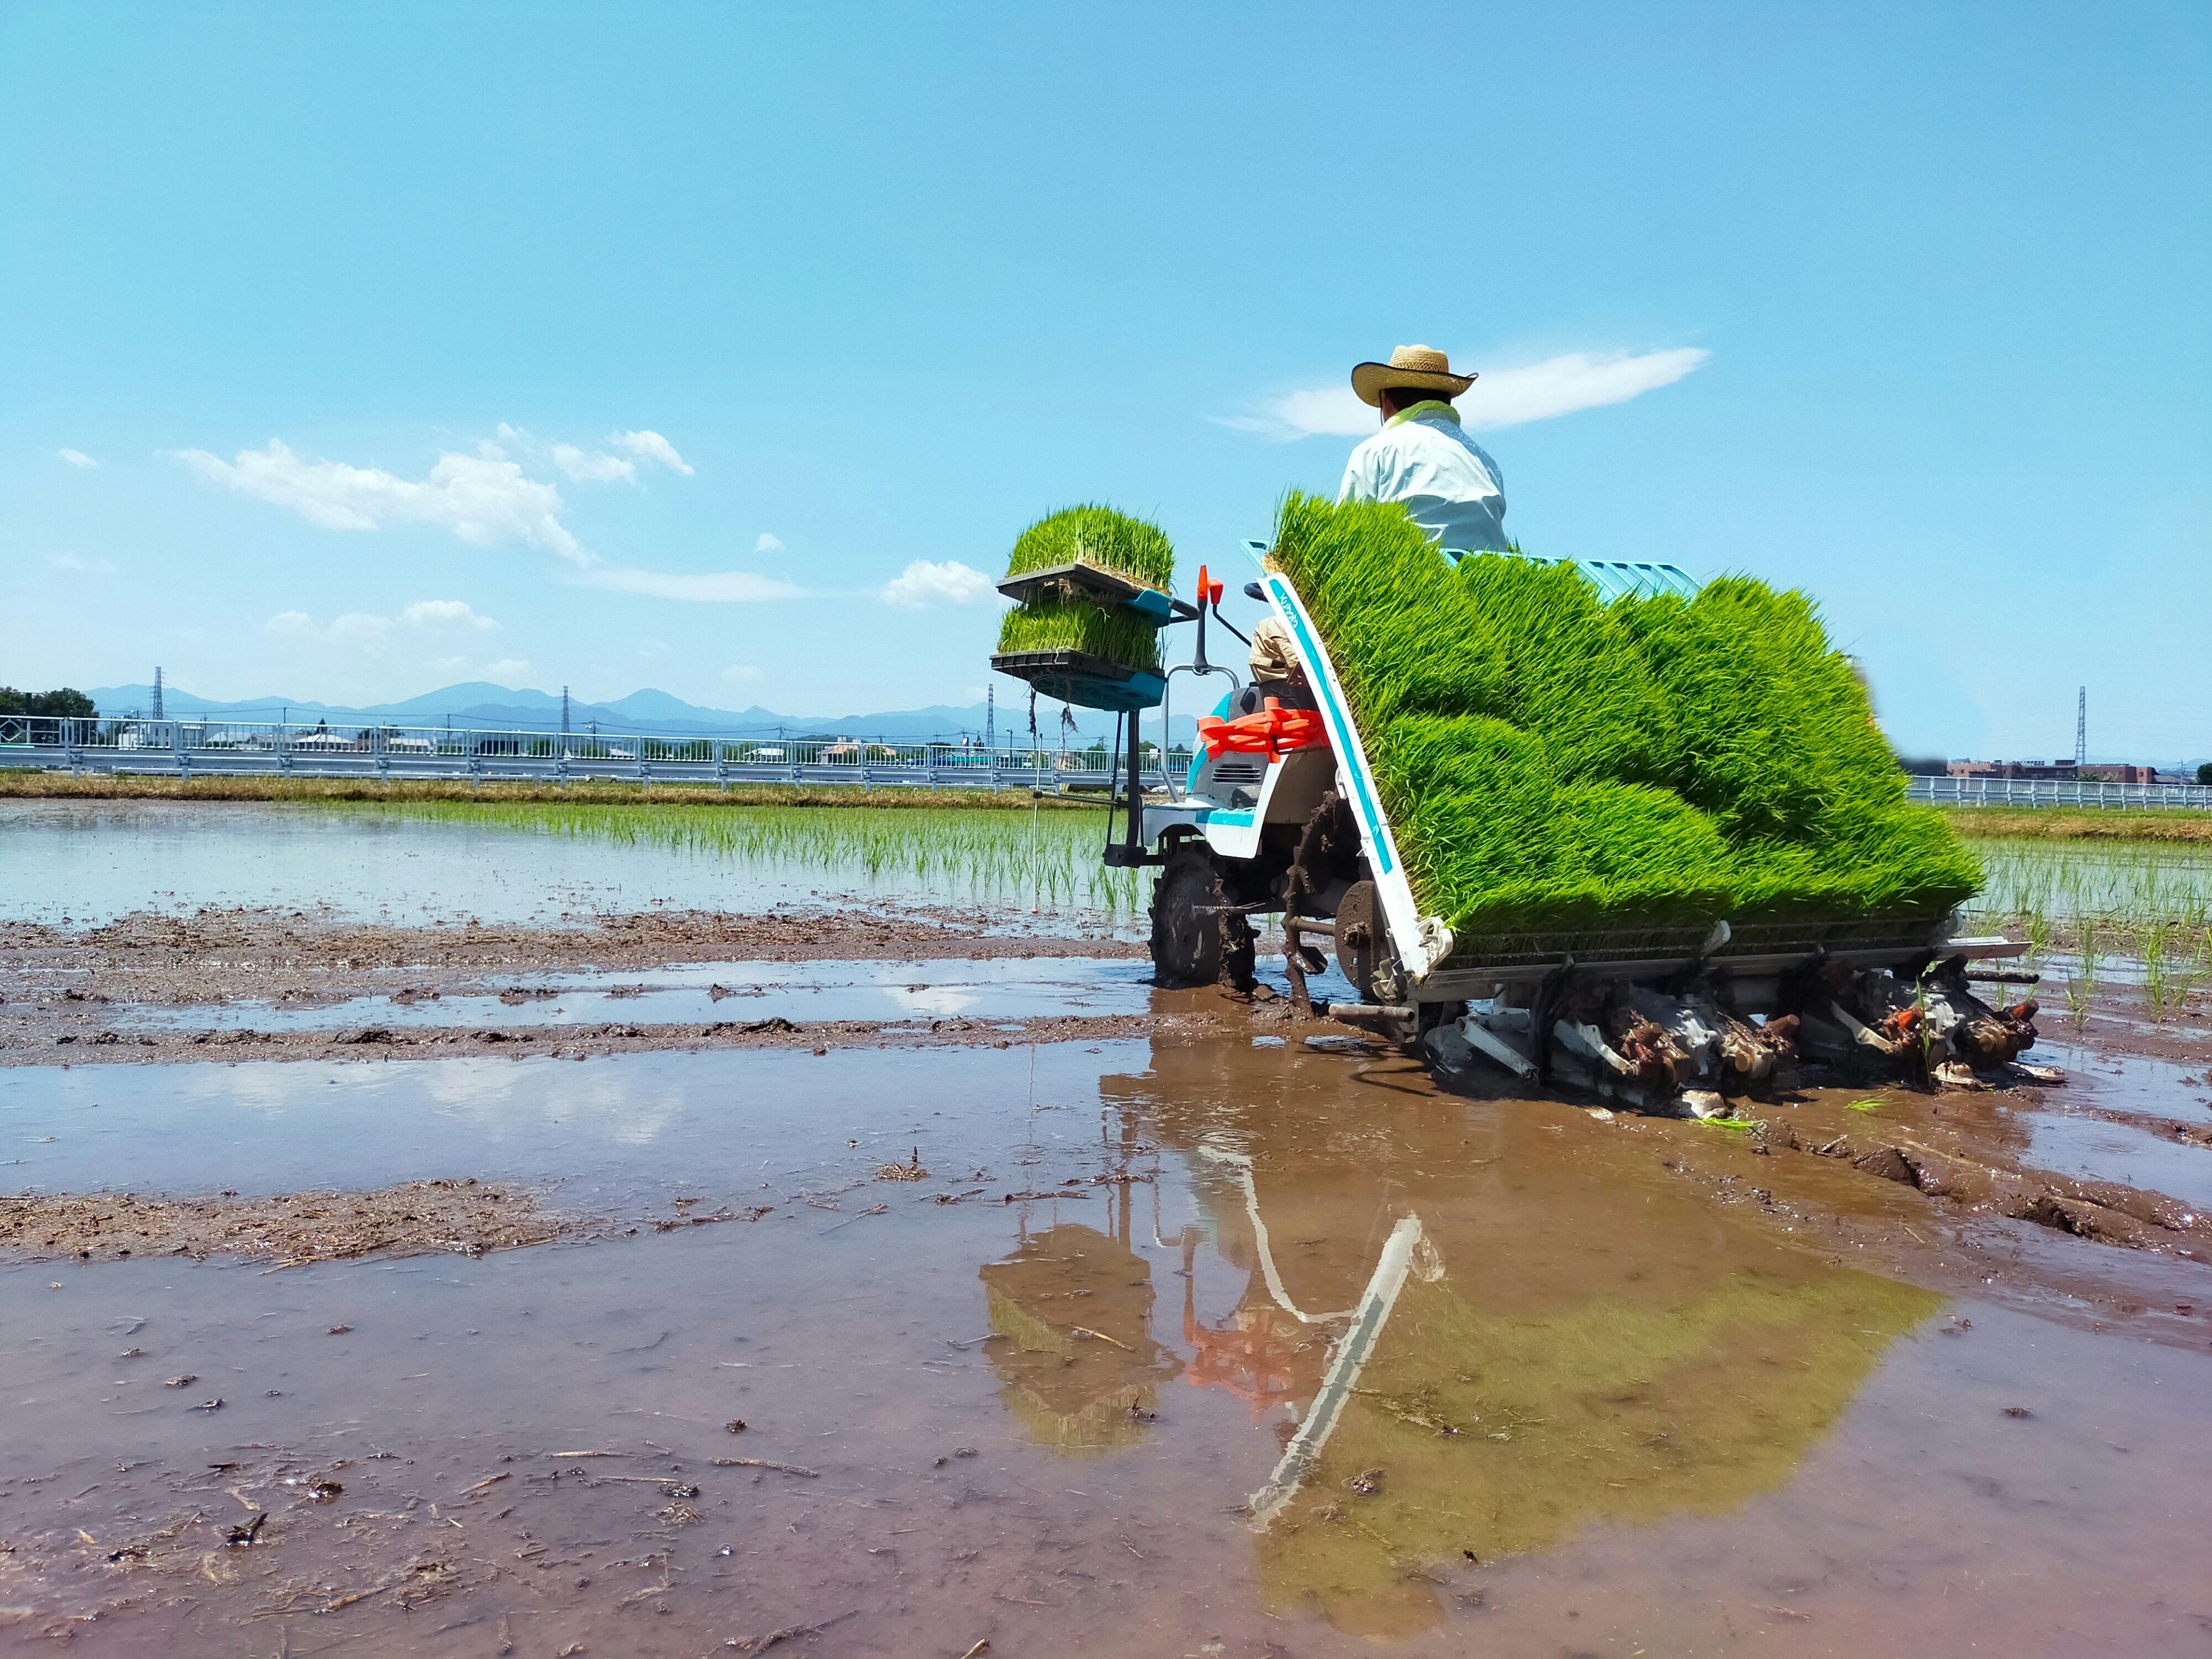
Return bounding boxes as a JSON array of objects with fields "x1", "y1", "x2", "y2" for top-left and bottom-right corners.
[
  {"x1": 1103, "y1": 1037, "x2": 1943, "y2": 1638},
  {"x1": 979, "y1": 1154, "x2": 1184, "y2": 1450}
]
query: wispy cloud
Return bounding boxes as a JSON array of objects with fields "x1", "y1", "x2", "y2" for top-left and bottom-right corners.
[
  {"x1": 575, "y1": 567, "x2": 809, "y2": 603},
  {"x1": 57, "y1": 448, "x2": 97, "y2": 470},
  {"x1": 612, "y1": 430, "x2": 693, "y2": 476},
  {"x1": 46, "y1": 551, "x2": 116, "y2": 573},
  {"x1": 264, "y1": 598, "x2": 501, "y2": 646},
  {"x1": 1219, "y1": 347, "x2": 1711, "y2": 441},
  {"x1": 550, "y1": 443, "x2": 636, "y2": 484},
  {"x1": 400, "y1": 599, "x2": 501, "y2": 631},
  {"x1": 881, "y1": 559, "x2": 996, "y2": 609},
  {"x1": 177, "y1": 438, "x2": 589, "y2": 565},
  {"x1": 754, "y1": 532, "x2": 785, "y2": 555},
  {"x1": 722, "y1": 663, "x2": 764, "y2": 684}
]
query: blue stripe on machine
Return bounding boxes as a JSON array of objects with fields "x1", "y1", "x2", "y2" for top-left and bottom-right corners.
[{"x1": 1268, "y1": 577, "x2": 1393, "y2": 878}]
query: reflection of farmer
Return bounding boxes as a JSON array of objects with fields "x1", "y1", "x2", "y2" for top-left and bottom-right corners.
[
  {"x1": 978, "y1": 1222, "x2": 1181, "y2": 1452},
  {"x1": 1338, "y1": 344, "x2": 1508, "y2": 556},
  {"x1": 1100, "y1": 1039, "x2": 1942, "y2": 1639}
]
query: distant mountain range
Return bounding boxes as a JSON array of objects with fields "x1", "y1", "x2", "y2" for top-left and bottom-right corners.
[{"x1": 84, "y1": 681, "x2": 1202, "y2": 745}]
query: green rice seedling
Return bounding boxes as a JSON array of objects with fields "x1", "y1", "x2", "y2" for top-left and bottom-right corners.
[
  {"x1": 1266, "y1": 491, "x2": 1981, "y2": 948},
  {"x1": 997, "y1": 597, "x2": 1164, "y2": 674},
  {"x1": 1005, "y1": 505, "x2": 1177, "y2": 592},
  {"x1": 1847, "y1": 1098, "x2": 1882, "y2": 1112}
]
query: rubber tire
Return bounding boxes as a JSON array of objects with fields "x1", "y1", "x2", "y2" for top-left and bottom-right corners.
[{"x1": 1148, "y1": 842, "x2": 1257, "y2": 991}]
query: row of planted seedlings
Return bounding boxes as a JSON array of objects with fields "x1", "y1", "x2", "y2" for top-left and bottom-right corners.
[
  {"x1": 361, "y1": 799, "x2": 1149, "y2": 921},
  {"x1": 1965, "y1": 835, "x2": 2212, "y2": 1028}
]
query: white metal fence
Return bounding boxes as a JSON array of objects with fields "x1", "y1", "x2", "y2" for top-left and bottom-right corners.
[
  {"x1": 0, "y1": 715, "x2": 1188, "y2": 792},
  {"x1": 1907, "y1": 775, "x2": 2212, "y2": 811}
]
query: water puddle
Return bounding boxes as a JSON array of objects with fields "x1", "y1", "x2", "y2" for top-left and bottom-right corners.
[
  {"x1": 109, "y1": 957, "x2": 1164, "y2": 1035},
  {"x1": 5, "y1": 1036, "x2": 2208, "y2": 1654},
  {"x1": 0, "y1": 799, "x2": 1138, "y2": 931}
]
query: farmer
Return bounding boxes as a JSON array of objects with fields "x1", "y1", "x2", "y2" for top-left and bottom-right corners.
[{"x1": 1338, "y1": 344, "x2": 1509, "y2": 556}]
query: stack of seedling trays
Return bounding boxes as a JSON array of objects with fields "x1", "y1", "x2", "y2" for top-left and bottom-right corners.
[
  {"x1": 992, "y1": 506, "x2": 1196, "y2": 712},
  {"x1": 1264, "y1": 491, "x2": 1983, "y2": 961}
]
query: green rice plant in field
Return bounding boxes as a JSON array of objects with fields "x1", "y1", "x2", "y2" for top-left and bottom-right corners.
[
  {"x1": 1005, "y1": 505, "x2": 1177, "y2": 592},
  {"x1": 1964, "y1": 837, "x2": 2212, "y2": 960},
  {"x1": 366, "y1": 802, "x2": 1146, "y2": 922},
  {"x1": 1266, "y1": 491, "x2": 1980, "y2": 946},
  {"x1": 997, "y1": 596, "x2": 1163, "y2": 674}
]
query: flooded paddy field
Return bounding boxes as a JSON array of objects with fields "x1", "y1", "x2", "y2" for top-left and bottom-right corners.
[
  {"x1": 5, "y1": 800, "x2": 2212, "y2": 1654},
  {"x1": 0, "y1": 799, "x2": 1145, "y2": 931},
  {"x1": 5, "y1": 1037, "x2": 2212, "y2": 1656}
]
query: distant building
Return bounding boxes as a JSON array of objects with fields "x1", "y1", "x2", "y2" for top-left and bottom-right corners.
[
  {"x1": 1946, "y1": 760, "x2": 2078, "y2": 781},
  {"x1": 1946, "y1": 759, "x2": 2175, "y2": 784}
]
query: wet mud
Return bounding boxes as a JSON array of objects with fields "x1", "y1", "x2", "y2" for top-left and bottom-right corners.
[
  {"x1": 1, "y1": 1178, "x2": 569, "y2": 1266},
  {"x1": 4, "y1": 1037, "x2": 2209, "y2": 1656}
]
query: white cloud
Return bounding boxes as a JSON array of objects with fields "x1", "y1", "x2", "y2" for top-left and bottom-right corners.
[
  {"x1": 401, "y1": 599, "x2": 501, "y2": 631},
  {"x1": 266, "y1": 610, "x2": 320, "y2": 641},
  {"x1": 57, "y1": 448, "x2": 97, "y2": 469},
  {"x1": 46, "y1": 552, "x2": 116, "y2": 573},
  {"x1": 1219, "y1": 347, "x2": 1711, "y2": 440},
  {"x1": 754, "y1": 532, "x2": 785, "y2": 555},
  {"x1": 483, "y1": 658, "x2": 532, "y2": 681},
  {"x1": 575, "y1": 567, "x2": 809, "y2": 603},
  {"x1": 722, "y1": 664, "x2": 765, "y2": 684},
  {"x1": 174, "y1": 438, "x2": 588, "y2": 565},
  {"x1": 612, "y1": 430, "x2": 694, "y2": 475},
  {"x1": 551, "y1": 443, "x2": 637, "y2": 484},
  {"x1": 881, "y1": 559, "x2": 996, "y2": 609}
]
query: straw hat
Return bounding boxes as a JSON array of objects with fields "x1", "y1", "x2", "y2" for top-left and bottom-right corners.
[{"x1": 1350, "y1": 344, "x2": 1476, "y2": 407}]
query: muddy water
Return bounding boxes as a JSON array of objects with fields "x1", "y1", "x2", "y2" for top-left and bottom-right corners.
[
  {"x1": 6, "y1": 1037, "x2": 2210, "y2": 1655},
  {"x1": 107, "y1": 957, "x2": 1165, "y2": 1035},
  {"x1": 0, "y1": 800, "x2": 1128, "y2": 931}
]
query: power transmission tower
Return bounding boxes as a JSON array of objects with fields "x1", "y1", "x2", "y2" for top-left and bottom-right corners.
[
  {"x1": 151, "y1": 667, "x2": 164, "y2": 721},
  {"x1": 986, "y1": 685, "x2": 995, "y2": 751},
  {"x1": 562, "y1": 685, "x2": 571, "y2": 736},
  {"x1": 2074, "y1": 687, "x2": 2086, "y2": 767}
]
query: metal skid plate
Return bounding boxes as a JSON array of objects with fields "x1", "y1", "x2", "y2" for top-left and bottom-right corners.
[{"x1": 990, "y1": 650, "x2": 1165, "y2": 713}]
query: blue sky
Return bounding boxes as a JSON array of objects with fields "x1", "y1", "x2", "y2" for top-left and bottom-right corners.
[{"x1": 3, "y1": 2, "x2": 2206, "y2": 759}]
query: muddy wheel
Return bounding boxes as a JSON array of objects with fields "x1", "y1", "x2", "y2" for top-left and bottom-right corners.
[
  {"x1": 1149, "y1": 842, "x2": 1256, "y2": 991},
  {"x1": 1334, "y1": 878, "x2": 1396, "y2": 1002}
]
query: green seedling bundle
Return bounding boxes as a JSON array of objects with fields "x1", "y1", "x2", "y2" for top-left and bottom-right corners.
[
  {"x1": 1267, "y1": 491, "x2": 1981, "y2": 946},
  {"x1": 1005, "y1": 504, "x2": 1176, "y2": 592},
  {"x1": 997, "y1": 505, "x2": 1173, "y2": 679},
  {"x1": 997, "y1": 594, "x2": 1164, "y2": 675}
]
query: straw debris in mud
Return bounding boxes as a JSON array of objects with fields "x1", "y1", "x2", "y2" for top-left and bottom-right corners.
[
  {"x1": 1266, "y1": 492, "x2": 1982, "y2": 946},
  {"x1": 0, "y1": 1178, "x2": 567, "y2": 1265}
]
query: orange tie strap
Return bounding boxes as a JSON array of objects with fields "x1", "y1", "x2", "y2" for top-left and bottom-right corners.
[{"x1": 1197, "y1": 698, "x2": 1330, "y2": 760}]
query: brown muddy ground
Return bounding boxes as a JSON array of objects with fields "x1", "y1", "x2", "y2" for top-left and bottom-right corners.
[
  {"x1": 0, "y1": 904, "x2": 1145, "y2": 1006},
  {"x1": 0, "y1": 1179, "x2": 572, "y2": 1267},
  {"x1": 4, "y1": 1036, "x2": 2209, "y2": 1657}
]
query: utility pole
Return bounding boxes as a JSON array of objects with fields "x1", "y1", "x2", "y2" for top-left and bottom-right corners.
[
  {"x1": 2075, "y1": 687, "x2": 2086, "y2": 768},
  {"x1": 152, "y1": 667, "x2": 164, "y2": 721}
]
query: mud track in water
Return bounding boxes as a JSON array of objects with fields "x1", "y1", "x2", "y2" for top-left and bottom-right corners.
[{"x1": 0, "y1": 904, "x2": 1145, "y2": 1006}]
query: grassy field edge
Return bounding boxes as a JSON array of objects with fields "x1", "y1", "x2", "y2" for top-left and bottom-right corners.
[
  {"x1": 1940, "y1": 806, "x2": 2212, "y2": 843},
  {"x1": 0, "y1": 771, "x2": 1107, "y2": 812}
]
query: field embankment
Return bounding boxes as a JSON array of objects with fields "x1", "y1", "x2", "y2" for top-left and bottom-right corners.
[
  {"x1": 1941, "y1": 807, "x2": 2212, "y2": 843},
  {"x1": 0, "y1": 771, "x2": 1101, "y2": 811}
]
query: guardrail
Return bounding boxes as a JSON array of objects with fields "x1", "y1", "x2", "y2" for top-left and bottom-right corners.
[
  {"x1": 0, "y1": 715, "x2": 1190, "y2": 793},
  {"x1": 1908, "y1": 775, "x2": 2212, "y2": 812}
]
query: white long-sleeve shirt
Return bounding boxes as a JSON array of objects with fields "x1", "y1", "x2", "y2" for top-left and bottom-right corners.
[{"x1": 1337, "y1": 402, "x2": 1509, "y2": 554}]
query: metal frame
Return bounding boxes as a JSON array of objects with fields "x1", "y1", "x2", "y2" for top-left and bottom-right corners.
[{"x1": 0, "y1": 715, "x2": 1188, "y2": 793}]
